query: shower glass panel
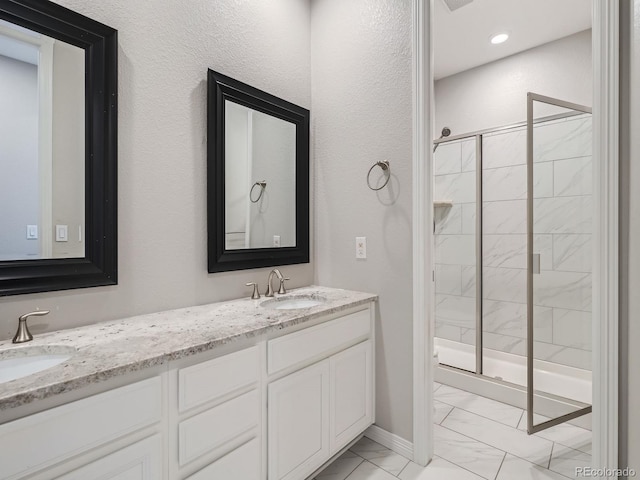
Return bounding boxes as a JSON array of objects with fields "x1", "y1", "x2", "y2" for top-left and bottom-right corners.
[
  {"x1": 527, "y1": 93, "x2": 593, "y2": 433},
  {"x1": 433, "y1": 136, "x2": 478, "y2": 372}
]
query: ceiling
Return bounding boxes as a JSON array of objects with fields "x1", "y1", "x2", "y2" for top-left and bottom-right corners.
[{"x1": 434, "y1": 0, "x2": 592, "y2": 80}]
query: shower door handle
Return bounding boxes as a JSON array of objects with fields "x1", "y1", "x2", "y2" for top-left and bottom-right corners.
[{"x1": 532, "y1": 254, "x2": 541, "y2": 274}]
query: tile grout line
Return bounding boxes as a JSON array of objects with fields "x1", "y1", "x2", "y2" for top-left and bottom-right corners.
[
  {"x1": 439, "y1": 404, "x2": 455, "y2": 425},
  {"x1": 396, "y1": 458, "x2": 411, "y2": 478},
  {"x1": 435, "y1": 398, "x2": 524, "y2": 428},
  {"x1": 516, "y1": 409, "x2": 525, "y2": 431},
  {"x1": 493, "y1": 451, "x2": 507, "y2": 480},
  {"x1": 548, "y1": 442, "x2": 555, "y2": 469},
  {"x1": 437, "y1": 420, "x2": 557, "y2": 475}
]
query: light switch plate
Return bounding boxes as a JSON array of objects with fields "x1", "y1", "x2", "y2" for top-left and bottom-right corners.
[
  {"x1": 26, "y1": 225, "x2": 38, "y2": 240},
  {"x1": 356, "y1": 237, "x2": 366, "y2": 259},
  {"x1": 56, "y1": 224, "x2": 68, "y2": 242}
]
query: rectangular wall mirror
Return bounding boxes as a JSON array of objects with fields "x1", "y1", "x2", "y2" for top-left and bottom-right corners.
[
  {"x1": 0, "y1": 0, "x2": 117, "y2": 296},
  {"x1": 207, "y1": 70, "x2": 309, "y2": 272}
]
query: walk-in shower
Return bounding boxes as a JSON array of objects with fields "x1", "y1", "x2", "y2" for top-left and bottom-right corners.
[{"x1": 433, "y1": 93, "x2": 593, "y2": 433}]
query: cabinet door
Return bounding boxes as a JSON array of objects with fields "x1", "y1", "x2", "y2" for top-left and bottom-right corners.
[
  {"x1": 186, "y1": 438, "x2": 260, "y2": 480},
  {"x1": 330, "y1": 341, "x2": 373, "y2": 452},
  {"x1": 57, "y1": 435, "x2": 163, "y2": 480},
  {"x1": 268, "y1": 360, "x2": 330, "y2": 480}
]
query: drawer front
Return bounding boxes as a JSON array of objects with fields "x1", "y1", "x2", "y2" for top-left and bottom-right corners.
[
  {"x1": 0, "y1": 377, "x2": 162, "y2": 480},
  {"x1": 186, "y1": 438, "x2": 260, "y2": 480},
  {"x1": 268, "y1": 308, "x2": 370, "y2": 375},
  {"x1": 57, "y1": 434, "x2": 163, "y2": 480},
  {"x1": 179, "y1": 389, "x2": 259, "y2": 466},
  {"x1": 178, "y1": 345, "x2": 259, "y2": 413}
]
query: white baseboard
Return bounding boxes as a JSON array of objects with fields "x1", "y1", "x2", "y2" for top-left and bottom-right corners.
[{"x1": 364, "y1": 424, "x2": 414, "y2": 461}]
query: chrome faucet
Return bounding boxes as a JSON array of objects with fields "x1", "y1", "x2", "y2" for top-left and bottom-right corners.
[
  {"x1": 264, "y1": 269, "x2": 290, "y2": 297},
  {"x1": 13, "y1": 311, "x2": 49, "y2": 344}
]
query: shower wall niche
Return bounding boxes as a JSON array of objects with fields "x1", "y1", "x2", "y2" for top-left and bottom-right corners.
[{"x1": 434, "y1": 113, "x2": 592, "y2": 378}]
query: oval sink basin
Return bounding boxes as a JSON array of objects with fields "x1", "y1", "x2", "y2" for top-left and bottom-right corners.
[
  {"x1": 0, "y1": 345, "x2": 76, "y2": 384},
  {"x1": 261, "y1": 295, "x2": 327, "y2": 310}
]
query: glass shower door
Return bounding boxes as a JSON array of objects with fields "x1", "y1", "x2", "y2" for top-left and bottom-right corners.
[{"x1": 526, "y1": 93, "x2": 593, "y2": 434}]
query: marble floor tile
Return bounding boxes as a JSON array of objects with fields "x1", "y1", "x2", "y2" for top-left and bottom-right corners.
[
  {"x1": 433, "y1": 382, "x2": 443, "y2": 392},
  {"x1": 314, "y1": 451, "x2": 363, "y2": 480},
  {"x1": 496, "y1": 454, "x2": 570, "y2": 480},
  {"x1": 345, "y1": 460, "x2": 398, "y2": 480},
  {"x1": 442, "y1": 408, "x2": 553, "y2": 466},
  {"x1": 433, "y1": 424, "x2": 506, "y2": 480},
  {"x1": 433, "y1": 400, "x2": 454, "y2": 425},
  {"x1": 398, "y1": 456, "x2": 484, "y2": 480},
  {"x1": 549, "y1": 444, "x2": 591, "y2": 479},
  {"x1": 435, "y1": 385, "x2": 524, "y2": 427},
  {"x1": 349, "y1": 437, "x2": 410, "y2": 476},
  {"x1": 517, "y1": 413, "x2": 592, "y2": 454}
]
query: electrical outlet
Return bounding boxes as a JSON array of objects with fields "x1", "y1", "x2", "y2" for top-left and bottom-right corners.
[
  {"x1": 356, "y1": 237, "x2": 366, "y2": 259},
  {"x1": 273, "y1": 235, "x2": 281, "y2": 247}
]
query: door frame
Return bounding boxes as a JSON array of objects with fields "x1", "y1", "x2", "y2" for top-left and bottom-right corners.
[{"x1": 411, "y1": 0, "x2": 620, "y2": 470}]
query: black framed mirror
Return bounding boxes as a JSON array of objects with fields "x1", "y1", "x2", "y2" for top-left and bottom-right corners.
[
  {"x1": 207, "y1": 70, "x2": 309, "y2": 273},
  {"x1": 0, "y1": 0, "x2": 117, "y2": 296}
]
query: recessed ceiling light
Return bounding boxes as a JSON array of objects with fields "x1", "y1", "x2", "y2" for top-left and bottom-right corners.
[{"x1": 490, "y1": 32, "x2": 509, "y2": 45}]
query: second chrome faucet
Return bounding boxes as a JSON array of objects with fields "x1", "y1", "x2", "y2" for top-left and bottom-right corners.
[
  {"x1": 246, "y1": 269, "x2": 291, "y2": 300},
  {"x1": 265, "y1": 269, "x2": 289, "y2": 297}
]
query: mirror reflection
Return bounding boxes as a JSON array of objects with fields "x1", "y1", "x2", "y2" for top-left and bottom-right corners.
[
  {"x1": 224, "y1": 100, "x2": 296, "y2": 250},
  {"x1": 0, "y1": 19, "x2": 85, "y2": 261}
]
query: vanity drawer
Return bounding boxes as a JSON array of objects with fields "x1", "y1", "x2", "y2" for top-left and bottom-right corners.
[
  {"x1": 186, "y1": 438, "x2": 260, "y2": 480},
  {"x1": 267, "y1": 308, "x2": 370, "y2": 375},
  {"x1": 178, "y1": 389, "x2": 259, "y2": 466},
  {"x1": 178, "y1": 345, "x2": 259, "y2": 412},
  {"x1": 0, "y1": 377, "x2": 162, "y2": 480}
]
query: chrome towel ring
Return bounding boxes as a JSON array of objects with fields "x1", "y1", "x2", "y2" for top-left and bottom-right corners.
[
  {"x1": 367, "y1": 160, "x2": 391, "y2": 191},
  {"x1": 250, "y1": 181, "x2": 267, "y2": 203}
]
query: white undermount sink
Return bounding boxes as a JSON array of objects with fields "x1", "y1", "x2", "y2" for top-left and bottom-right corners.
[
  {"x1": 0, "y1": 345, "x2": 76, "y2": 384},
  {"x1": 261, "y1": 295, "x2": 327, "y2": 310}
]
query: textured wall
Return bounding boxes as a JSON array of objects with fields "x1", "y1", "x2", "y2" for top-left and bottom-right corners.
[
  {"x1": 0, "y1": 0, "x2": 312, "y2": 339},
  {"x1": 311, "y1": 0, "x2": 414, "y2": 441},
  {"x1": 435, "y1": 30, "x2": 592, "y2": 136}
]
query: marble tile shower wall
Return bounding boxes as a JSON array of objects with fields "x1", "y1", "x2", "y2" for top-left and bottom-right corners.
[{"x1": 434, "y1": 116, "x2": 592, "y2": 371}]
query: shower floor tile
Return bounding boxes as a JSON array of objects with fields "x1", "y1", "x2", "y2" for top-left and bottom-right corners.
[{"x1": 314, "y1": 384, "x2": 591, "y2": 480}]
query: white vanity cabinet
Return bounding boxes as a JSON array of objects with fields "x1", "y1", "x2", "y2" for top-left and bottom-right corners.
[
  {"x1": 170, "y1": 345, "x2": 262, "y2": 480},
  {"x1": 56, "y1": 435, "x2": 163, "y2": 480},
  {"x1": 0, "y1": 377, "x2": 164, "y2": 480},
  {"x1": 0, "y1": 299, "x2": 375, "y2": 480},
  {"x1": 267, "y1": 308, "x2": 374, "y2": 480},
  {"x1": 268, "y1": 360, "x2": 331, "y2": 480}
]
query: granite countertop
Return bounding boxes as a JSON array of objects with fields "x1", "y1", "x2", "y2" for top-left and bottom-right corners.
[{"x1": 0, "y1": 286, "x2": 377, "y2": 411}]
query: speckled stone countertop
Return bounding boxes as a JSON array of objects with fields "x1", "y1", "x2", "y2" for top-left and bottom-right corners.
[{"x1": 0, "y1": 286, "x2": 376, "y2": 411}]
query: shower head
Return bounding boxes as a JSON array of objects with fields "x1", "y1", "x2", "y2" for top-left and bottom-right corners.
[{"x1": 433, "y1": 127, "x2": 452, "y2": 153}]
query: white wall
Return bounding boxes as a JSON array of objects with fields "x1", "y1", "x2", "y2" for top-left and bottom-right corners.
[
  {"x1": 224, "y1": 101, "x2": 250, "y2": 245},
  {"x1": 249, "y1": 111, "x2": 296, "y2": 249},
  {"x1": 435, "y1": 30, "x2": 592, "y2": 135},
  {"x1": 51, "y1": 40, "x2": 85, "y2": 258},
  {"x1": 0, "y1": 55, "x2": 39, "y2": 259},
  {"x1": 312, "y1": 0, "x2": 414, "y2": 441},
  {"x1": 0, "y1": 0, "x2": 313, "y2": 339}
]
